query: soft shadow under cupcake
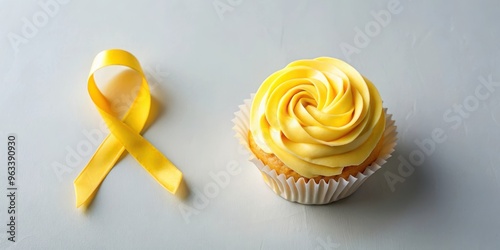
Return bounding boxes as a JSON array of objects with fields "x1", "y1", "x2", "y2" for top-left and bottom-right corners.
[{"x1": 302, "y1": 142, "x2": 439, "y2": 241}]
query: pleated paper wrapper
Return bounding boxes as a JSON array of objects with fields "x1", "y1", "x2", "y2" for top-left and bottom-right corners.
[{"x1": 232, "y1": 96, "x2": 398, "y2": 205}]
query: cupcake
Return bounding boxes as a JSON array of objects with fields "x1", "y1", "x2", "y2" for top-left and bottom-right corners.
[{"x1": 233, "y1": 57, "x2": 397, "y2": 204}]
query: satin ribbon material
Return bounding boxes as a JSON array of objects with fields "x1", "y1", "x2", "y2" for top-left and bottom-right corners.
[{"x1": 74, "y1": 49, "x2": 182, "y2": 208}]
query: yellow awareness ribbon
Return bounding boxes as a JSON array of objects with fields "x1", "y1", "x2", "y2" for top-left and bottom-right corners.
[{"x1": 74, "y1": 49, "x2": 183, "y2": 208}]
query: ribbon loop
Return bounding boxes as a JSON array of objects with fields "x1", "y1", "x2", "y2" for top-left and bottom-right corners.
[{"x1": 74, "y1": 49, "x2": 182, "y2": 208}]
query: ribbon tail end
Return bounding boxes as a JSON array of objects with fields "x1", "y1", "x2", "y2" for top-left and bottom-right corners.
[
  {"x1": 165, "y1": 171, "x2": 183, "y2": 195},
  {"x1": 74, "y1": 182, "x2": 97, "y2": 209}
]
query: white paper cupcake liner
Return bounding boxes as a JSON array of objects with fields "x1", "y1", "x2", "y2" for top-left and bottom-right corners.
[{"x1": 232, "y1": 95, "x2": 398, "y2": 204}]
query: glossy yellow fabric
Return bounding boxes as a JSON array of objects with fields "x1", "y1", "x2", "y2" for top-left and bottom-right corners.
[
  {"x1": 250, "y1": 57, "x2": 385, "y2": 178},
  {"x1": 74, "y1": 49, "x2": 182, "y2": 208}
]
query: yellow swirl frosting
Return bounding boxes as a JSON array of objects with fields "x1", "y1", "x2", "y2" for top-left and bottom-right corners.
[{"x1": 250, "y1": 57, "x2": 385, "y2": 178}]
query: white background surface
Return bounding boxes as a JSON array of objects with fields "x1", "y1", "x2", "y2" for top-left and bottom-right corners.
[{"x1": 1, "y1": 0, "x2": 500, "y2": 249}]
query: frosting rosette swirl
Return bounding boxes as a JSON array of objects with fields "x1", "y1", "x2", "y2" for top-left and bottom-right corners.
[{"x1": 250, "y1": 57, "x2": 385, "y2": 178}]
